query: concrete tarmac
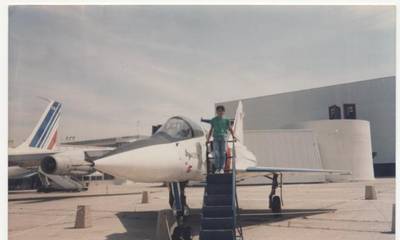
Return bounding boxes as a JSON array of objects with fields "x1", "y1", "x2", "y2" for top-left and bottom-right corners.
[{"x1": 9, "y1": 178, "x2": 395, "y2": 240}]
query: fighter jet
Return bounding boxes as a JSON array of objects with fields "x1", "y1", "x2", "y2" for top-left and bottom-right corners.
[
  {"x1": 94, "y1": 101, "x2": 346, "y2": 181},
  {"x1": 87, "y1": 101, "x2": 349, "y2": 238}
]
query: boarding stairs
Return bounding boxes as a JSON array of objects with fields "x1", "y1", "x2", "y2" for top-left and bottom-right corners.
[
  {"x1": 38, "y1": 170, "x2": 87, "y2": 192},
  {"x1": 199, "y1": 140, "x2": 243, "y2": 240}
]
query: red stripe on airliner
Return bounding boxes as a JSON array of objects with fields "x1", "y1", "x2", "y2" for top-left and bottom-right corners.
[{"x1": 47, "y1": 131, "x2": 57, "y2": 150}]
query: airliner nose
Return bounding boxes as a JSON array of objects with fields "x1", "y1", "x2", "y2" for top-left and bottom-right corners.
[{"x1": 94, "y1": 143, "x2": 181, "y2": 183}]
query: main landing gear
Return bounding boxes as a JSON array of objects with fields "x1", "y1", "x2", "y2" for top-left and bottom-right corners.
[
  {"x1": 267, "y1": 173, "x2": 283, "y2": 214},
  {"x1": 168, "y1": 181, "x2": 192, "y2": 240}
]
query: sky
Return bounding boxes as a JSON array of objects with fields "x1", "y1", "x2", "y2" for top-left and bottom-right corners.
[{"x1": 8, "y1": 5, "x2": 395, "y2": 145}]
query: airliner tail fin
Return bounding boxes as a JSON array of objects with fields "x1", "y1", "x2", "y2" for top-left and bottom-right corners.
[{"x1": 19, "y1": 99, "x2": 62, "y2": 150}]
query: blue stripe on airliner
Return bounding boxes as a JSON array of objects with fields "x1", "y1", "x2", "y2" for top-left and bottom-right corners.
[
  {"x1": 29, "y1": 102, "x2": 60, "y2": 148},
  {"x1": 39, "y1": 111, "x2": 61, "y2": 148},
  {"x1": 36, "y1": 103, "x2": 61, "y2": 148}
]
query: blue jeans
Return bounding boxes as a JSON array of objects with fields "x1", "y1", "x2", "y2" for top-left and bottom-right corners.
[{"x1": 213, "y1": 136, "x2": 226, "y2": 171}]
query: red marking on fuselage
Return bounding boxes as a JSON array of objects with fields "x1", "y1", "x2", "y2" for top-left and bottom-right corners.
[{"x1": 185, "y1": 162, "x2": 193, "y2": 173}]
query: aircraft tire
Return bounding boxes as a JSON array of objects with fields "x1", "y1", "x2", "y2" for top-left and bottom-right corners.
[
  {"x1": 182, "y1": 226, "x2": 192, "y2": 240},
  {"x1": 171, "y1": 226, "x2": 192, "y2": 240},
  {"x1": 271, "y1": 195, "x2": 282, "y2": 213}
]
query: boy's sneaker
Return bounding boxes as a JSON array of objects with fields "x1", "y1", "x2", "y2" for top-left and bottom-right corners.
[{"x1": 220, "y1": 169, "x2": 224, "y2": 174}]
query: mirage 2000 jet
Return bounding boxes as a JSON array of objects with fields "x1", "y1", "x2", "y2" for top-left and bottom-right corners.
[{"x1": 40, "y1": 101, "x2": 350, "y2": 239}]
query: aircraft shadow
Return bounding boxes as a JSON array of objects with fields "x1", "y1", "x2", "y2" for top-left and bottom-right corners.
[
  {"x1": 9, "y1": 191, "x2": 158, "y2": 204},
  {"x1": 8, "y1": 190, "x2": 38, "y2": 195},
  {"x1": 105, "y1": 208, "x2": 335, "y2": 240}
]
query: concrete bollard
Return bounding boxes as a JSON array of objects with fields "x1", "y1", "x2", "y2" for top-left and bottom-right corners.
[
  {"x1": 365, "y1": 185, "x2": 377, "y2": 200},
  {"x1": 141, "y1": 191, "x2": 149, "y2": 204},
  {"x1": 74, "y1": 205, "x2": 92, "y2": 228},
  {"x1": 392, "y1": 204, "x2": 396, "y2": 233}
]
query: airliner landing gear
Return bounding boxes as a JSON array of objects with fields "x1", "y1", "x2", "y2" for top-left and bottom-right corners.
[
  {"x1": 168, "y1": 182, "x2": 192, "y2": 240},
  {"x1": 267, "y1": 174, "x2": 282, "y2": 214}
]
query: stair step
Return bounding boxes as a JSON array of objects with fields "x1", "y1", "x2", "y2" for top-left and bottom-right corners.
[
  {"x1": 207, "y1": 173, "x2": 233, "y2": 184},
  {"x1": 199, "y1": 229, "x2": 234, "y2": 240},
  {"x1": 202, "y1": 205, "x2": 233, "y2": 218},
  {"x1": 206, "y1": 184, "x2": 233, "y2": 194},
  {"x1": 201, "y1": 217, "x2": 234, "y2": 230},
  {"x1": 205, "y1": 194, "x2": 233, "y2": 206}
]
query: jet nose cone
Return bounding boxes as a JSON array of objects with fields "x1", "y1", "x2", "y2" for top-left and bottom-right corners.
[
  {"x1": 94, "y1": 143, "x2": 180, "y2": 182},
  {"x1": 94, "y1": 155, "x2": 130, "y2": 178},
  {"x1": 93, "y1": 157, "x2": 117, "y2": 174}
]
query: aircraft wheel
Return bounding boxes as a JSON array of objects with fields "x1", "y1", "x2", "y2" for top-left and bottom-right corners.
[
  {"x1": 171, "y1": 226, "x2": 181, "y2": 240},
  {"x1": 270, "y1": 195, "x2": 282, "y2": 213},
  {"x1": 182, "y1": 226, "x2": 192, "y2": 240},
  {"x1": 171, "y1": 226, "x2": 192, "y2": 240}
]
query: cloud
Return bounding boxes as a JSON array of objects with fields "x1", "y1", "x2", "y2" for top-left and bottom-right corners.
[{"x1": 8, "y1": 5, "x2": 395, "y2": 144}]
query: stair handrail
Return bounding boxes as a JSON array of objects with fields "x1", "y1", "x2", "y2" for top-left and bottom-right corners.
[
  {"x1": 229, "y1": 140, "x2": 239, "y2": 239},
  {"x1": 230, "y1": 139, "x2": 244, "y2": 239},
  {"x1": 231, "y1": 140, "x2": 237, "y2": 238}
]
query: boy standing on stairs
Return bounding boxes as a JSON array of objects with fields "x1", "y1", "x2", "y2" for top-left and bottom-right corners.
[{"x1": 206, "y1": 105, "x2": 237, "y2": 174}]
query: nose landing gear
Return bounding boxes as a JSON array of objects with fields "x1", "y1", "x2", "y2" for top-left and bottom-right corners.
[{"x1": 168, "y1": 181, "x2": 192, "y2": 240}]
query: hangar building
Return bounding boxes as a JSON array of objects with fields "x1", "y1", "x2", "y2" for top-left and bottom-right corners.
[{"x1": 219, "y1": 76, "x2": 395, "y2": 178}]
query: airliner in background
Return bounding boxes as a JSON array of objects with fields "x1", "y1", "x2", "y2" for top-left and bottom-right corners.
[
  {"x1": 9, "y1": 99, "x2": 62, "y2": 180},
  {"x1": 8, "y1": 98, "x2": 120, "y2": 191}
]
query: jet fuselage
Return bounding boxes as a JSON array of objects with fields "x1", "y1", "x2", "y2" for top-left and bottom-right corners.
[{"x1": 94, "y1": 116, "x2": 257, "y2": 183}]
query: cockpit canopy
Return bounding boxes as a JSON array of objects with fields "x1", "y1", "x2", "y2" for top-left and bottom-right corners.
[
  {"x1": 102, "y1": 116, "x2": 205, "y2": 157},
  {"x1": 155, "y1": 116, "x2": 204, "y2": 140}
]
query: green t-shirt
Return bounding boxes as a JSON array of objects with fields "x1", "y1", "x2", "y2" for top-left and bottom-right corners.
[{"x1": 210, "y1": 116, "x2": 230, "y2": 138}]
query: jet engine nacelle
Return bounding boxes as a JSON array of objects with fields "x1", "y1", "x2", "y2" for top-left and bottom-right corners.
[{"x1": 40, "y1": 150, "x2": 94, "y2": 176}]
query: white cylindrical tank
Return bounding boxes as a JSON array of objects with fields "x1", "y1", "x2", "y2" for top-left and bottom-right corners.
[{"x1": 286, "y1": 120, "x2": 375, "y2": 181}]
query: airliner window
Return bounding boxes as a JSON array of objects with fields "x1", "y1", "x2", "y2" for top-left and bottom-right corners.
[{"x1": 156, "y1": 118, "x2": 193, "y2": 140}]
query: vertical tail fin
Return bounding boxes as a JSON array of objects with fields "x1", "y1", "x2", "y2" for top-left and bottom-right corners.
[
  {"x1": 19, "y1": 99, "x2": 62, "y2": 150},
  {"x1": 233, "y1": 101, "x2": 244, "y2": 144}
]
